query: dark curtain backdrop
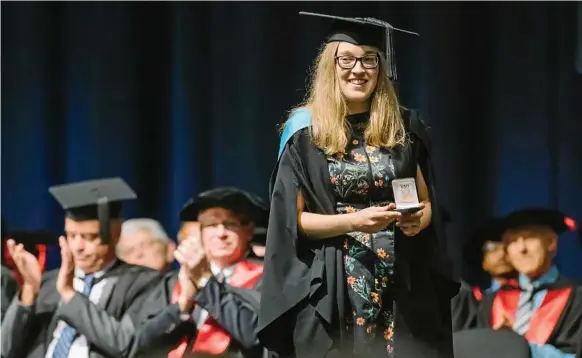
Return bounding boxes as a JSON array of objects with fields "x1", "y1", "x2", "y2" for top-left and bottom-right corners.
[{"x1": 2, "y1": 1, "x2": 582, "y2": 282}]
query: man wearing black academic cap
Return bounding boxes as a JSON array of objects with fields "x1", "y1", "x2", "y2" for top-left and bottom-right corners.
[
  {"x1": 1, "y1": 177, "x2": 162, "y2": 358},
  {"x1": 475, "y1": 208, "x2": 582, "y2": 358},
  {"x1": 452, "y1": 218, "x2": 518, "y2": 331},
  {"x1": 130, "y1": 187, "x2": 265, "y2": 358}
]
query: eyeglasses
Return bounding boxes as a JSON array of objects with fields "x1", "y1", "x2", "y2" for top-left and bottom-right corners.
[
  {"x1": 335, "y1": 54, "x2": 379, "y2": 70},
  {"x1": 482, "y1": 242, "x2": 505, "y2": 252},
  {"x1": 201, "y1": 220, "x2": 245, "y2": 232}
]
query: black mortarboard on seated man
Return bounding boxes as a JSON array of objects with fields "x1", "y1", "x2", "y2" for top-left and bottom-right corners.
[
  {"x1": 497, "y1": 207, "x2": 579, "y2": 242},
  {"x1": 48, "y1": 177, "x2": 137, "y2": 245},
  {"x1": 299, "y1": 11, "x2": 419, "y2": 80},
  {"x1": 179, "y1": 187, "x2": 269, "y2": 245}
]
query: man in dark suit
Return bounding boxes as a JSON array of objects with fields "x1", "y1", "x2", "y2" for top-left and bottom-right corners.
[
  {"x1": 131, "y1": 187, "x2": 266, "y2": 358},
  {"x1": 1, "y1": 177, "x2": 162, "y2": 358}
]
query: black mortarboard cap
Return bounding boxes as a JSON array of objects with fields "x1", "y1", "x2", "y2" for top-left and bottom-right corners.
[
  {"x1": 498, "y1": 208, "x2": 575, "y2": 237},
  {"x1": 299, "y1": 11, "x2": 419, "y2": 80},
  {"x1": 48, "y1": 177, "x2": 137, "y2": 244},
  {"x1": 180, "y1": 187, "x2": 269, "y2": 229}
]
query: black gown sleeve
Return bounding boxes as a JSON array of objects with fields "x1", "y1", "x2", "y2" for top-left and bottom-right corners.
[
  {"x1": 1, "y1": 265, "x2": 18, "y2": 321},
  {"x1": 195, "y1": 277, "x2": 262, "y2": 351},
  {"x1": 131, "y1": 271, "x2": 188, "y2": 354},
  {"x1": 451, "y1": 280, "x2": 480, "y2": 332},
  {"x1": 258, "y1": 133, "x2": 311, "y2": 345},
  {"x1": 407, "y1": 110, "x2": 459, "y2": 291}
]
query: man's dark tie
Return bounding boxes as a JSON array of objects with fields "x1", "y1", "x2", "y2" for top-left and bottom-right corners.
[{"x1": 51, "y1": 274, "x2": 95, "y2": 358}]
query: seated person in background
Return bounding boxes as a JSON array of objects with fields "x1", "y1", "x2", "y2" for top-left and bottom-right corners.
[
  {"x1": 1, "y1": 264, "x2": 18, "y2": 322},
  {"x1": 452, "y1": 218, "x2": 518, "y2": 331},
  {"x1": 2, "y1": 223, "x2": 55, "y2": 287},
  {"x1": 118, "y1": 218, "x2": 176, "y2": 272},
  {"x1": 477, "y1": 208, "x2": 582, "y2": 358},
  {"x1": 1, "y1": 219, "x2": 56, "y2": 322},
  {"x1": 465, "y1": 218, "x2": 518, "y2": 300},
  {"x1": 1, "y1": 177, "x2": 162, "y2": 358},
  {"x1": 132, "y1": 187, "x2": 266, "y2": 358}
]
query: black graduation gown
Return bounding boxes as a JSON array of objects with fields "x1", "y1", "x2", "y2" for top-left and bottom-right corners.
[
  {"x1": 131, "y1": 269, "x2": 263, "y2": 358},
  {"x1": 476, "y1": 276, "x2": 582, "y2": 355},
  {"x1": 451, "y1": 280, "x2": 480, "y2": 332},
  {"x1": 0, "y1": 260, "x2": 162, "y2": 358},
  {"x1": 258, "y1": 109, "x2": 460, "y2": 358}
]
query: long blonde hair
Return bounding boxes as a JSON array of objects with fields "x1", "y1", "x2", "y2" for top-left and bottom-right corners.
[{"x1": 286, "y1": 42, "x2": 406, "y2": 155}]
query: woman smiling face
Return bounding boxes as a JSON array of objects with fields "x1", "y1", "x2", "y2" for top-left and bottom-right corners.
[{"x1": 335, "y1": 42, "x2": 380, "y2": 113}]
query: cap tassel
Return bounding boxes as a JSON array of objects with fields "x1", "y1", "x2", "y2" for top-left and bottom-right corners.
[
  {"x1": 386, "y1": 27, "x2": 396, "y2": 81},
  {"x1": 356, "y1": 17, "x2": 398, "y2": 81},
  {"x1": 97, "y1": 197, "x2": 110, "y2": 245}
]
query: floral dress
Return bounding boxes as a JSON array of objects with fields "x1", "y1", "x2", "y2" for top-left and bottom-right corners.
[{"x1": 327, "y1": 112, "x2": 397, "y2": 356}]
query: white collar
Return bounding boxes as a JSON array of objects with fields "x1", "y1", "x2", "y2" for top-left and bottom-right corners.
[
  {"x1": 209, "y1": 250, "x2": 251, "y2": 279},
  {"x1": 75, "y1": 259, "x2": 117, "y2": 279},
  {"x1": 210, "y1": 262, "x2": 236, "y2": 279}
]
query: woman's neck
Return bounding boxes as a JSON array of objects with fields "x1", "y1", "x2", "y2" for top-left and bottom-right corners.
[{"x1": 347, "y1": 101, "x2": 369, "y2": 115}]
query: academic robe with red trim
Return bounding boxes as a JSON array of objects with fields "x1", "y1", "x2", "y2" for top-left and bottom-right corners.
[
  {"x1": 131, "y1": 260, "x2": 264, "y2": 358},
  {"x1": 476, "y1": 276, "x2": 582, "y2": 355},
  {"x1": 452, "y1": 279, "x2": 520, "y2": 332}
]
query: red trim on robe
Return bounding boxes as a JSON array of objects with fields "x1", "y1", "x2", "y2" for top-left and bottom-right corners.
[
  {"x1": 168, "y1": 260, "x2": 263, "y2": 358},
  {"x1": 525, "y1": 288, "x2": 571, "y2": 345},
  {"x1": 472, "y1": 286, "x2": 483, "y2": 301},
  {"x1": 491, "y1": 287, "x2": 571, "y2": 344},
  {"x1": 491, "y1": 289, "x2": 520, "y2": 328}
]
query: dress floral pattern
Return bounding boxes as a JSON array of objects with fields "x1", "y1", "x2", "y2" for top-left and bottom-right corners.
[{"x1": 327, "y1": 112, "x2": 397, "y2": 356}]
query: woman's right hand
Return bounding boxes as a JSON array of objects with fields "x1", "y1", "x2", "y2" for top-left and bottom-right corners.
[{"x1": 349, "y1": 203, "x2": 402, "y2": 233}]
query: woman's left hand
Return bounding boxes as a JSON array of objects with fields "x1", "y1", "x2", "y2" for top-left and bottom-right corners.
[{"x1": 396, "y1": 204, "x2": 425, "y2": 237}]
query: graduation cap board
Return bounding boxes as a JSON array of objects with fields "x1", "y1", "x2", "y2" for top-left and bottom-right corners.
[
  {"x1": 48, "y1": 177, "x2": 137, "y2": 245},
  {"x1": 299, "y1": 11, "x2": 419, "y2": 80},
  {"x1": 179, "y1": 187, "x2": 269, "y2": 243}
]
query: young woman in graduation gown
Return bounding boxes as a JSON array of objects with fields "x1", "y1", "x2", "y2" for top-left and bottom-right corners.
[{"x1": 258, "y1": 12, "x2": 459, "y2": 358}]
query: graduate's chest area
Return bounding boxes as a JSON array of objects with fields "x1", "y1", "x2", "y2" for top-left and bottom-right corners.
[{"x1": 325, "y1": 133, "x2": 416, "y2": 205}]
